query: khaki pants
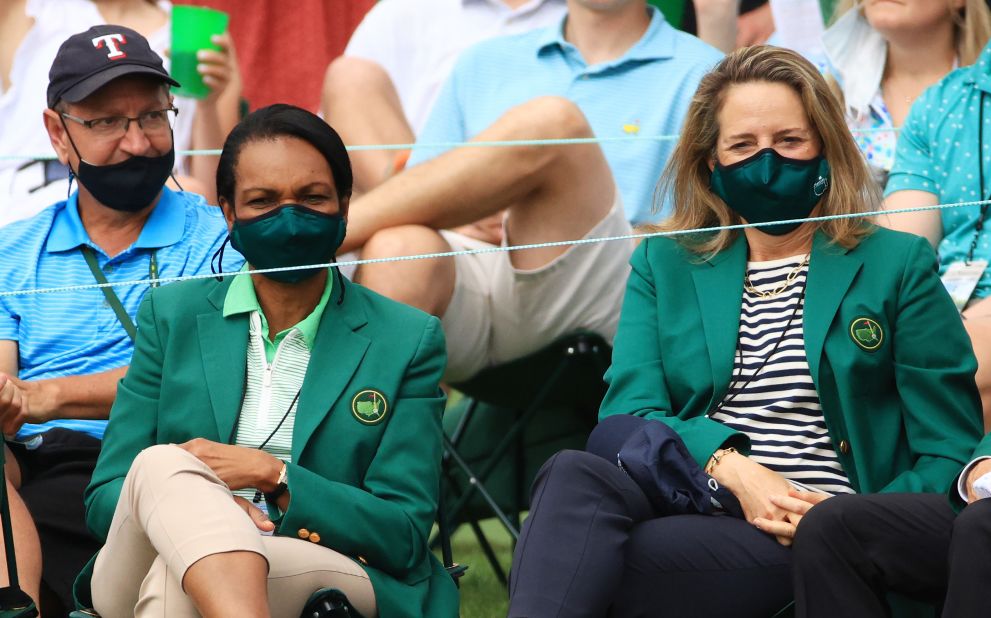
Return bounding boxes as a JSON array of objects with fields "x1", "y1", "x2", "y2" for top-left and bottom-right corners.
[{"x1": 91, "y1": 445, "x2": 377, "y2": 618}]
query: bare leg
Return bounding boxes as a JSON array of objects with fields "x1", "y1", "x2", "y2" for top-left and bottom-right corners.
[
  {"x1": 0, "y1": 447, "x2": 41, "y2": 605},
  {"x1": 138, "y1": 539, "x2": 377, "y2": 618},
  {"x1": 356, "y1": 225, "x2": 456, "y2": 316},
  {"x1": 183, "y1": 552, "x2": 270, "y2": 618},
  {"x1": 322, "y1": 57, "x2": 414, "y2": 194},
  {"x1": 343, "y1": 96, "x2": 616, "y2": 272}
]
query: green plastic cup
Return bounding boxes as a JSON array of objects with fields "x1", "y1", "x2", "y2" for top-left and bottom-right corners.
[{"x1": 170, "y1": 5, "x2": 229, "y2": 99}]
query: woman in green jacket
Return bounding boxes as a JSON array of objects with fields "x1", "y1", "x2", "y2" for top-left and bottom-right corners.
[
  {"x1": 507, "y1": 46, "x2": 985, "y2": 617},
  {"x1": 78, "y1": 105, "x2": 458, "y2": 618}
]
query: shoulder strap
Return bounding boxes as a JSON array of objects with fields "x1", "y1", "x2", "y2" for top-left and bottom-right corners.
[{"x1": 80, "y1": 246, "x2": 137, "y2": 342}]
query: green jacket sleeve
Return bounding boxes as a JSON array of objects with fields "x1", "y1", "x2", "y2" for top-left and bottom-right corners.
[
  {"x1": 879, "y1": 236, "x2": 984, "y2": 494},
  {"x1": 598, "y1": 240, "x2": 749, "y2": 468},
  {"x1": 950, "y1": 433, "x2": 991, "y2": 510},
  {"x1": 84, "y1": 292, "x2": 164, "y2": 540},
  {"x1": 275, "y1": 317, "x2": 447, "y2": 582}
]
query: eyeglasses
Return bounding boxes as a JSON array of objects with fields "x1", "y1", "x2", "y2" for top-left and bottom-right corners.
[{"x1": 60, "y1": 107, "x2": 178, "y2": 140}]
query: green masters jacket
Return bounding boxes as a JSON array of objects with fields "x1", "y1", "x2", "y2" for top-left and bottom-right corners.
[
  {"x1": 600, "y1": 227, "x2": 984, "y2": 495},
  {"x1": 81, "y1": 275, "x2": 459, "y2": 618}
]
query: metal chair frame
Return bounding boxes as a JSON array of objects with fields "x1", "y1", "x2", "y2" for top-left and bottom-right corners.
[{"x1": 436, "y1": 332, "x2": 612, "y2": 585}]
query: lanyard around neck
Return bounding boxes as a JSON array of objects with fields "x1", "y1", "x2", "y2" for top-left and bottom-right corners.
[
  {"x1": 971, "y1": 90, "x2": 990, "y2": 264},
  {"x1": 80, "y1": 246, "x2": 158, "y2": 342}
]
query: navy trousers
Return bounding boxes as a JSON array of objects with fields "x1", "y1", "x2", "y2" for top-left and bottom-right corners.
[
  {"x1": 793, "y1": 492, "x2": 991, "y2": 618},
  {"x1": 508, "y1": 417, "x2": 793, "y2": 617}
]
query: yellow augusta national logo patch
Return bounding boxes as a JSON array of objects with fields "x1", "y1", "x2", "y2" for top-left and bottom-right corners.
[
  {"x1": 849, "y1": 317, "x2": 883, "y2": 352},
  {"x1": 352, "y1": 389, "x2": 388, "y2": 425}
]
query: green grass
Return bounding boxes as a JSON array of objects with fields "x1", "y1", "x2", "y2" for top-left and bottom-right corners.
[{"x1": 434, "y1": 517, "x2": 516, "y2": 617}]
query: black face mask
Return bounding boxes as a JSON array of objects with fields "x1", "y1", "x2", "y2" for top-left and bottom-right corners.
[
  {"x1": 72, "y1": 148, "x2": 175, "y2": 212},
  {"x1": 61, "y1": 118, "x2": 174, "y2": 212}
]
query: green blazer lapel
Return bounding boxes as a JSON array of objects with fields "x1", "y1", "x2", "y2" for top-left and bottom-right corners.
[
  {"x1": 804, "y1": 232, "x2": 862, "y2": 385},
  {"x1": 199, "y1": 279, "x2": 248, "y2": 443},
  {"x1": 293, "y1": 279, "x2": 371, "y2": 461},
  {"x1": 691, "y1": 235, "x2": 747, "y2": 409}
]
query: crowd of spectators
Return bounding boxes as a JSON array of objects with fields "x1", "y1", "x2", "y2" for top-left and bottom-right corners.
[{"x1": 2, "y1": 0, "x2": 991, "y2": 616}]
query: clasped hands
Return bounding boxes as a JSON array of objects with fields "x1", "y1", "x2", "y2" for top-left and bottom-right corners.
[
  {"x1": 177, "y1": 438, "x2": 283, "y2": 533},
  {"x1": 709, "y1": 450, "x2": 829, "y2": 546},
  {"x1": 0, "y1": 372, "x2": 58, "y2": 435}
]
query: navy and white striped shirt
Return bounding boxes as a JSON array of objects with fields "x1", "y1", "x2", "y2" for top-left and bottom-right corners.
[{"x1": 710, "y1": 255, "x2": 855, "y2": 495}]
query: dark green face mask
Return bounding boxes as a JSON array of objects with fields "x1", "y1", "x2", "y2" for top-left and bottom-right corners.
[
  {"x1": 709, "y1": 148, "x2": 830, "y2": 236},
  {"x1": 230, "y1": 204, "x2": 347, "y2": 283}
]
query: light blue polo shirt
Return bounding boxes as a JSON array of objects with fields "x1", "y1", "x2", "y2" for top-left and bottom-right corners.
[
  {"x1": 408, "y1": 7, "x2": 722, "y2": 225},
  {"x1": 0, "y1": 188, "x2": 242, "y2": 440},
  {"x1": 885, "y1": 42, "x2": 991, "y2": 296}
]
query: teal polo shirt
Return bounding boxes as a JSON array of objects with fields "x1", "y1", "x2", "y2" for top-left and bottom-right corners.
[
  {"x1": 885, "y1": 42, "x2": 991, "y2": 296},
  {"x1": 0, "y1": 188, "x2": 242, "y2": 440},
  {"x1": 408, "y1": 7, "x2": 723, "y2": 224}
]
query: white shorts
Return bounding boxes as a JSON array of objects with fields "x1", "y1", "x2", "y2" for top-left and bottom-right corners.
[{"x1": 440, "y1": 194, "x2": 633, "y2": 383}]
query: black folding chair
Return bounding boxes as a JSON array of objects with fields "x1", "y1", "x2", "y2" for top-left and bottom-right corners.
[{"x1": 436, "y1": 331, "x2": 612, "y2": 584}]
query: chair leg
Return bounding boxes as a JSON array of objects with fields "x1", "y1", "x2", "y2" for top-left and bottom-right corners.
[
  {"x1": 443, "y1": 435, "x2": 520, "y2": 539},
  {"x1": 445, "y1": 362, "x2": 570, "y2": 526},
  {"x1": 468, "y1": 519, "x2": 508, "y2": 586}
]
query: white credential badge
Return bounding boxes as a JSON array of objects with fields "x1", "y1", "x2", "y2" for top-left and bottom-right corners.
[{"x1": 941, "y1": 260, "x2": 988, "y2": 312}]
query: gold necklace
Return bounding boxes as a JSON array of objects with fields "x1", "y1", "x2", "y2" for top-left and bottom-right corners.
[{"x1": 744, "y1": 255, "x2": 810, "y2": 300}]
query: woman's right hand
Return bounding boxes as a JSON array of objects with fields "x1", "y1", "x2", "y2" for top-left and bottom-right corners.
[
  {"x1": 232, "y1": 495, "x2": 275, "y2": 533},
  {"x1": 709, "y1": 451, "x2": 794, "y2": 543}
]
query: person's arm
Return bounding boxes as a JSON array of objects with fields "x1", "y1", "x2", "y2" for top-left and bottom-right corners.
[
  {"x1": 598, "y1": 241, "x2": 749, "y2": 468},
  {"x1": 273, "y1": 317, "x2": 447, "y2": 580},
  {"x1": 84, "y1": 294, "x2": 164, "y2": 540},
  {"x1": 187, "y1": 32, "x2": 242, "y2": 204},
  {"x1": 692, "y1": 0, "x2": 740, "y2": 52},
  {"x1": 0, "y1": 340, "x2": 126, "y2": 434},
  {"x1": 881, "y1": 236, "x2": 984, "y2": 494},
  {"x1": 735, "y1": 0, "x2": 774, "y2": 47},
  {"x1": 882, "y1": 191, "x2": 942, "y2": 249},
  {"x1": 882, "y1": 90, "x2": 944, "y2": 248}
]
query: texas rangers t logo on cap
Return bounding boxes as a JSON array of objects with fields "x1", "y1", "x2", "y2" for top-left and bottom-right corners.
[{"x1": 92, "y1": 34, "x2": 127, "y2": 60}]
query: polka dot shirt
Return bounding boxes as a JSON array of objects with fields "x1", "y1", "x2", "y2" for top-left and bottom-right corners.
[{"x1": 885, "y1": 45, "x2": 991, "y2": 297}]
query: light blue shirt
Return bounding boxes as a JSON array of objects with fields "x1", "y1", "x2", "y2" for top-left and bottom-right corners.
[
  {"x1": 885, "y1": 42, "x2": 991, "y2": 296},
  {"x1": 0, "y1": 188, "x2": 242, "y2": 440},
  {"x1": 408, "y1": 7, "x2": 722, "y2": 224}
]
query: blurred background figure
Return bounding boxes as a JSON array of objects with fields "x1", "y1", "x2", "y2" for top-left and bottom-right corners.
[
  {"x1": 322, "y1": 0, "x2": 566, "y2": 195},
  {"x1": 177, "y1": 0, "x2": 373, "y2": 112},
  {"x1": 0, "y1": 0, "x2": 242, "y2": 223},
  {"x1": 824, "y1": 0, "x2": 991, "y2": 186}
]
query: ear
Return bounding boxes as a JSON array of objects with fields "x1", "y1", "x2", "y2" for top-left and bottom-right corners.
[
  {"x1": 43, "y1": 109, "x2": 72, "y2": 166},
  {"x1": 218, "y1": 196, "x2": 236, "y2": 230},
  {"x1": 339, "y1": 195, "x2": 350, "y2": 222}
]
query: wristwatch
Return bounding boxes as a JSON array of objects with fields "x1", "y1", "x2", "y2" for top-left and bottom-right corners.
[{"x1": 264, "y1": 462, "x2": 289, "y2": 502}]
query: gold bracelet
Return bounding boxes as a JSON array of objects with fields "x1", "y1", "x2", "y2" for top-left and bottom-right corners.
[{"x1": 705, "y1": 446, "x2": 738, "y2": 475}]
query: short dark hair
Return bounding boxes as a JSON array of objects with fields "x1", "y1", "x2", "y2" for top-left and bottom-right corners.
[{"x1": 216, "y1": 104, "x2": 353, "y2": 206}]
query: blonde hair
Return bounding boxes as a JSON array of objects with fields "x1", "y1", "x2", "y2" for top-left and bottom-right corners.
[
  {"x1": 649, "y1": 46, "x2": 878, "y2": 257},
  {"x1": 831, "y1": 0, "x2": 991, "y2": 66}
]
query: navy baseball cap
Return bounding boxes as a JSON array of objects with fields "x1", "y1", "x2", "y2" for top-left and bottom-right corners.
[{"x1": 47, "y1": 25, "x2": 180, "y2": 108}]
